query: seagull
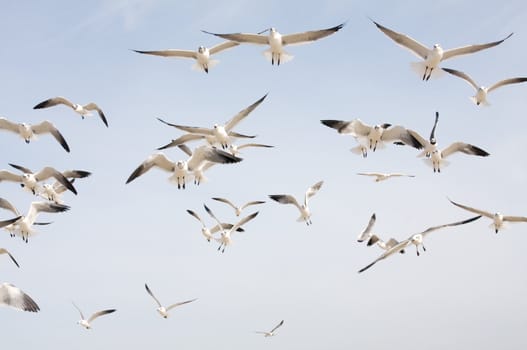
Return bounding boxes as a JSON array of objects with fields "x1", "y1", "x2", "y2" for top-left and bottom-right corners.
[
  {"x1": 144, "y1": 283, "x2": 197, "y2": 319},
  {"x1": 133, "y1": 41, "x2": 239, "y2": 73},
  {"x1": 156, "y1": 94, "x2": 267, "y2": 149},
  {"x1": 442, "y1": 68, "x2": 527, "y2": 106},
  {"x1": 211, "y1": 197, "x2": 266, "y2": 217},
  {"x1": 39, "y1": 170, "x2": 91, "y2": 204},
  {"x1": 203, "y1": 204, "x2": 259, "y2": 253},
  {"x1": 0, "y1": 163, "x2": 77, "y2": 195},
  {"x1": 228, "y1": 143, "x2": 274, "y2": 157},
  {"x1": 33, "y1": 97, "x2": 108, "y2": 127},
  {"x1": 72, "y1": 302, "x2": 116, "y2": 330},
  {"x1": 0, "y1": 248, "x2": 20, "y2": 268},
  {"x1": 0, "y1": 283, "x2": 40, "y2": 312},
  {"x1": 448, "y1": 198, "x2": 527, "y2": 234},
  {"x1": 371, "y1": 19, "x2": 513, "y2": 81},
  {"x1": 357, "y1": 172, "x2": 415, "y2": 182},
  {"x1": 126, "y1": 146, "x2": 242, "y2": 189},
  {"x1": 203, "y1": 22, "x2": 345, "y2": 65},
  {"x1": 0, "y1": 117, "x2": 70, "y2": 152},
  {"x1": 269, "y1": 180, "x2": 323, "y2": 225},
  {"x1": 358, "y1": 215, "x2": 481, "y2": 273},
  {"x1": 186, "y1": 208, "x2": 244, "y2": 242},
  {"x1": 255, "y1": 319, "x2": 284, "y2": 337},
  {"x1": 357, "y1": 213, "x2": 406, "y2": 254},
  {"x1": 0, "y1": 198, "x2": 70, "y2": 243},
  {"x1": 321, "y1": 119, "x2": 422, "y2": 157},
  {"x1": 411, "y1": 111, "x2": 440, "y2": 158}
]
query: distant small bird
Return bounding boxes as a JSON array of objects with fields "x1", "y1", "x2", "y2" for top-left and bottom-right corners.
[
  {"x1": 133, "y1": 41, "x2": 239, "y2": 73},
  {"x1": 321, "y1": 119, "x2": 422, "y2": 157},
  {"x1": 442, "y1": 67, "x2": 527, "y2": 105},
  {"x1": 269, "y1": 180, "x2": 323, "y2": 225},
  {"x1": 211, "y1": 197, "x2": 266, "y2": 217},
  {"x1": 157, "y1": 94, "x2": 267, "y2": 149},
  {"x1": 72, "y1": 302, "x2": 116, "y2": 329},
  {"x1": 255, "y1": 319, "x2": 284, "y2": 337},
  {"x1": 186, "y1": 208, "x2": 244, "y2": 242},
  {"x1": 371, "y1": 19, "x2": 513, "y2": 81},
  {"x1": 0, "y1": 248, "x2": 20, "y2": 268},
  {"x1": 0, "y1": 117, "x2": 70, "y2": 152},
  {"x1": 0, "y1": 283, "x2": 40, "y2": 312},
  {"x1": 448, "y1": 198, "x2": 527, "y2": 233},
  {"x1": 144, "y1": 283, "x2": 197, "y2": 319},
  {"x1": 358, "y1": 215, "x2": 481, "y2": 273},
  {"x1": 0, "y1": 163, "x2": 77, "y2": 195},
  {"x1": 33, "y1": 96, "x2": 108, "y2": 127},
  {"x1": 357, "y1": 172, "x2": 415, "y2": 182},
  {"x1": 203, "y1": 204, "x2": 258, "y2": 253},
  {"x1": 203, "y1": 22, "x2": 345, "y2": 65}
]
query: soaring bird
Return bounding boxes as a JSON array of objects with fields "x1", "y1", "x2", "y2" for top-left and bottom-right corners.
[
  {"x1": 203, "y1": 22, "x2": 345, "y2": 65},
  {"x1": 133, "y1": 41, "x2": 239, "y2": 73},
  {"x1": 186, "y1": 208, "x2": 245, "y2": 242},
  {"x1": 211, "y1": 197, "x2": 266, "y2": 217},
  {"x1": 33, "y1": 96, "x2": 108, "y2": 127},
  {"x1": 371, "y1": 19, "x2": 513, "y2": 81},
  {"x1": 72, "y1": 302, "x2": 116, "y2": 329},
  {"x1": 269, "y1": 181, "x2": 323, "y2": 225},
  {"x1": 255, "y1": 319, "x2": 285, "y2": 337},
  {"x1": 0, "y1": 117, "x2": 69, "y2": 152},
  {"x1": 144, "y1": 283, "x2": 197, "y2": 319}
]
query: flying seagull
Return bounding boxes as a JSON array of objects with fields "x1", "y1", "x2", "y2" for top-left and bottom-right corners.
[
  {"x1": 211, "y1": 197, "x2": 266, "y2": 216},
  {"x1": 33, "y1": 97, "x2": 108, "y2": 127},
  {"x1": 448, "y1": 198, "x2": 527, "y2": 233},
  {"x1": 157, "y1": 94, "x2": 267, "y2": 149},
  {"x1": 321, "y1": 119, "x2": 422, "y2": 157},
  {"x1": 39, "y1": 170, "x2": 91, "y2": 204},
  {"x1": 144, "y1": 283, "x2": 197, "y2": 319},
  {"x1": 204, "y1": 204, "x2": 259, "y2": 253},
  {"x1": 255, "y1": 319, "x2": 284, "y2": 337},
  {"x1": 0, "y1": 117, "x2": 70, "y2": 152},
  {"x1": 269, "y1": 180, "x2": 323, "y2": 225},
  {"x1": 0, "y1": 248, "x2": 20, "y2": 268},
  {"x1": 0, "y1": 163, "x2": 77, "y2": 195},
  {"x1": 357, "y1": 172, "x2": 415, "y2": 182},
  {"x1": 371, "y1": 19, "x2": 513, "y2": 81},
  {"x1": 357, "y1": 213, "x2": 406, "y2": 254},
  {"x1": 0, "y1": 283, "x2": 40, "y2": 312},
  {"x1": 187, "y1": 208, "x2": 244, "y2": 242},
  {"x1": 72, "y1": 302, "x2": 116, "y2": 329},
  {"x1": 358, "y1": 215, "x2": 481, "y2": 273},
  {"x1": 203, "y1": 22, "x2": 345, "y2": 65},
  {"x1": 133, "y1": 41, "x2": 239, "y2": 73},
  {"x1": 442, "y1": 67, "x2": 527, "y2": 106},
  {"x1": 126, "y1": 146, "x2": 242, "y2": 189}
]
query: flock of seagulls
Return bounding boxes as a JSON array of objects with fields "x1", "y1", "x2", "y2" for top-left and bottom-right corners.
[{"x1": 1, "y1": 14, "x2": 526, "y2": 342}]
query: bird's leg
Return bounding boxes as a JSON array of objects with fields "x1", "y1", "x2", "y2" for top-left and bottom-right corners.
[
  {"x1": 422, "y1": 245, "x2": 426, "y2": 252},
  {"x1": 426, "y1": 68, "x2": 433, "y2": 81},
  {"x1": 204, "y1": 65, "x2": 209, "y2": 74},
  {"x1": 278, "y1": 54, "x2": 281, "y2": 66},
  {"x1": 422, "y1": 67, "x2": 428, "y2": 81},
  {"x1": 416, "y1": 246, "x2": 420, "y2": 256}
]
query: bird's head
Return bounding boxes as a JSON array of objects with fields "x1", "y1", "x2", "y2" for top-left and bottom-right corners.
[{"x1": 198, "y1": 46, "x2": 206, "y2": 53}]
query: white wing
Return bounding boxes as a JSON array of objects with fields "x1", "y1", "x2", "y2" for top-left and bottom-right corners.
[
  {"x1": 0, "y1": 117, "x2": 20, "y2": 134},
  {"x1": 441, "y1": 142, "x2": 489, "y2": 159},
  {"x1": 187, "y1": 146, "x2": 242, "y2": 171},
  {"x1": 442, "y1": 33, "x2": 513, "y2": 61},
  {"x1": 281, "y1": 22, "x2": 345, "y2": 45},
  {"x1": 269, "y1": 319, "x2": 284, "y2": 333},
  {"x1": 83, "y1": 103, "x2": 108, "y2": 127},
  {"x1": 33, "y1": 96, "x2": 75, "y2": 109},
  {"x1": 126, "y1": 153, "x2": 176, "y2": 184},
  {"x1": 88, "y1": 309, "x2": 116, "y2": 323},
  {"x1": 448, "y1": 199, "x2": 494, "y2": 218},
  {"x1": 31, "y1": 120, "x2": 70, "y2": 152},
  {"x1": 211, "y1": 197, "x2": 237, "y2": 210},
  {"x1": 202, "y1": 31, "x2": 269, "y2": 45},
  {"x1": 304, "y1": 180, "x2": 323, "y2": 206},
  {"x1": 0, "y1": 283, "x2": 40, "y2": 312},
  {"x1": 487, "y1": 77, "x2": 527, "y2": 93},
  {"x1": 442, "y1": 68, "x2": 479, "y2": 90},
  {"x1": 209, "y1": 41, "x2": 240, "y2": 55},
  {"x1": 371, "y1": 20, "x2": 430, "y2": 59},
  {"x1": 0, "y1": 248, "x2": 20, "y2": 268},
  {"x1": 133, "y1": 49, "x2": 197, "y2": 59},
  {"x1": 145, "y1": 283, "x2": 162, "y2": 308},
  {"x1": 357, "y1": 213, "x2": 376, "y2": 242},
  {"x1": 224, "y1": 94, "x2": 267, "y2": 132},
  {"x1": 166, "y1": 298, "x2": 197, "y2": 311},
  {"x1": 268, "y1": 194, "x2": 301, "y2": 211}
]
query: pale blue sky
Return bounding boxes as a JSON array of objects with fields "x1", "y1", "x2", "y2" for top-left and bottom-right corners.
[{"x1": 1, "y1": 0, "x2": 527, "y2": 349}]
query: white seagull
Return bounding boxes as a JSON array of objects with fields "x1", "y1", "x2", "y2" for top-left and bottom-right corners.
[
  {"x1": 203, "y1": 22, "x2": 345, "y2": 65},
  {"x1": 133, "y1": 41, "x2": 239, "y2": 73},
  {"x1": 371, "y1": 19, "x2": 513, "y2": 81},
  {"x1": 126, "y1": 146, "x2": 242, "y2": 189},
  {"x1": 357, "y1": 213, "x2": 406, "y2": 253},
  {"x1": 321, "y1": 119, "x2": 422, "y2": 157},
  {"x1": 39, "y1": 170, "x2": 90, "y2": 204},
  {"x1": 73, "y1": 302, "x2": 116, "y2": 330},
  {"x1": 357, "y1": 172, "x2": 415, "y2": 182},
  {"x1": 0, "y1": 248, "x2": 20, "y2": 268},
  {"x1": 0, "y1": 163, "x2": 77, "y2": 195},
  {"x1": 357, "y1": 213, "x2": 377, "y2": 243},
  {"x1": 204, "y1": 204, "x2": 259, "y2": 253},
  {"x1": 448, "y1": 198, "x2": 527, "y2": 234},
  {"x1": 157, "y1": 94, "x2": 267, "y2": 149},
  {"x1": 0, "y1": 198, "x2": 70, "y2": 243},
  {"x1": 0, "y1": 283, "x2": 40, "y2": 312},
  {"x1": 145, "y1": 283, "x2": 197, "y2": 319},
  {"x1": 269, "y1": 180, "x2": 323, "y2": 225},
  {"x1": 0, "y1": 117, "x2": 70, "y2": 152},
  {"x1": 255, "y1": 319, "x2": 284, "y2": 337},
  {"x1": 33, "y1": 96, "x2": 108, "y2": 127},
  {"x1": 358, "y1": 215, "x2": 481, "y2": 273},
  {"x1": 442, "y1": 67, "x2": 527, "y2": 106},
  {"x1": 211, "y1": 197, "x2": 266, "y2": 217},
  {"x1": 186, "y1": 208, "x2": 244, "y2": 242}
]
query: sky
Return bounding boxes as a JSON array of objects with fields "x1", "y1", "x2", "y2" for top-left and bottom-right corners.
[{"x1": 1, "y1": 0, "x2": 527, "y2": 349}]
